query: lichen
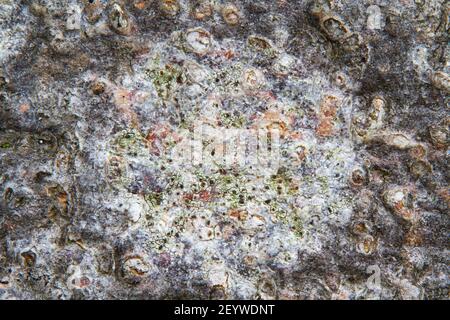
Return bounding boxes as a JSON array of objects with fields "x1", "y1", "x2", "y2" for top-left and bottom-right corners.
[{"x1": 0, "y1": 0, "x2": 448, "y2": 301}]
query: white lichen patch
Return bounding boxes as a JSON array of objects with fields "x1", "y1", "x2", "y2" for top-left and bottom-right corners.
[{"x1": 0, "y1": 0, "x2": 448, "y2": 301}]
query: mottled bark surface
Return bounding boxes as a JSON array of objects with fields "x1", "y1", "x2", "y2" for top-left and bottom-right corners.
[{"x1": 0, "y1": 0, "x2": 448, "y2": 299}]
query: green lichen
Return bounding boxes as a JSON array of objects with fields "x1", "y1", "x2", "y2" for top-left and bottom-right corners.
[
  {"x1": 213, "y1": 65, "x2": 243, "y2": 96},
  {"x1": 268, "y1": 168, "x2": 297, "y2": 196},
  {"x1": 146, "y1": 62, "x2": 185, "y2": 100},
  {"x1": 0, "y1": 142, "x2": 11, "y2": 149},
  {"x1": 204, "y1": 170, "x2": 248, "y2": 209},
  {"x1": 114, "y1": 129, "x2": 147, "y2": 157},
  {"x1": 325, "y1": 147, "x2": 343, "y2": 160},
  {"x1": 317, "y1": 176, "x2": 330, "y2": 193},
  {"x1": 144, "y1": 192, "x2": 163, "y2": 207},
  {"x1": 219, "y1": 111, "x2": 246, "y2": 128},
  {"x1": 289, "y1": 213, "x2": 304, "y2": 238}
]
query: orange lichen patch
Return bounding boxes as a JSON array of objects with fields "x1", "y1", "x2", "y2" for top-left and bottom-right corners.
[
  {"x1": 383, "y1": 186, "x2": 417, "y2": 221},
  {"x1": 209, "y1": 49, "x2": 237, "y2": 60},
  {"x1": 253, "y1": 109, "x2": 293, "y2": 137},
  {"x1": 394, "y1": 202, "x2": 414, "y2": 221},
  {"x1": 404, "y1": 227, "x2": 423, "y2": 246},
  {"x1": 228, "y1": 209, "x2": 248, "y2": 221},
  {"x1": 192, "y1": 1, "x2": 213, "y2": 20},
  {"x1": 57, "y1": 192, "x2": 68, "y2": 211},
  {"x1": 134, "y1": 1, "x2": 148, "y2": 10},
  {"x1": 316, "y1": 118, "x2": 334, "y2": 137},
  {"x1": 321, "y1": 95, "x2": 340, "y2": 117},
  {"x1": 18, "y1": 103, "x2": 30, "y2": 113},
  {"x1": 145, "y1": 124, "x2": 181, "y2": 156},
  {"x1": 182, "y1": 192, "x2": 194, "y2": 203},
  {"x1": 223, "y1": 50, "x2": 235, "y2": 60},
  {"x1": 46, "y1": 185, "x2": 69, "y2": 214},
  {"x1": 198, "y1": 190, "x2": 214, "y2": 202},
  {"x1": 358, "y1": 235, "x2": 377, "y2": 255},
  {"x1": 289, "y1": 131, "x2": 303, "y2": 140},
  {"x1": 91, "y1": 80, "x2": 105, "y2": 95},
  {"x1": 182, "y1": 190, "x2": 214, "y2": 204},
  {"x1": 316, "y1": 95, "x2": 341, "y2": 137}
]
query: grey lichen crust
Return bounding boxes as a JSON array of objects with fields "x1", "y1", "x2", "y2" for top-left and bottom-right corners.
[{"x1": 0, "y1": 0, "x2": 448, "y2": 300}]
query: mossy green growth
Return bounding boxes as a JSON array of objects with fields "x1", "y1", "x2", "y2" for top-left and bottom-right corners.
[
  {"x1": 146, "y1": 62, "x2": 185, "y2": 100},
  {"x1": 288, "y1": 210, "x2": 304, "y2": 238},
  {"x1": 270, "y1": 203, "x2": 288, "y2": 220},
  {"x1": 268, "y1": 168, "x2": 297, "y2": 196},
  {"x1": 114, "y1": 129, "x2": 147, "y2": 156},
  {"x1": 219, "y1": 111, "x2": 246, "y2": 128},
  {"x1": 0, "y1": 142, "x2": 11, "y2": 149},
  {"x1": 144, "y1": 191, "x2": 164, "y2": 207},
  {"x1": 317, "y1": 176, "x2": 330, "y2": 193},
  {"x1": 269, "y1": 203, "x2": 303, "y2": 238},
  {"x1": 207, "y1": 170, "x2": 248, "y2": 209}
]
